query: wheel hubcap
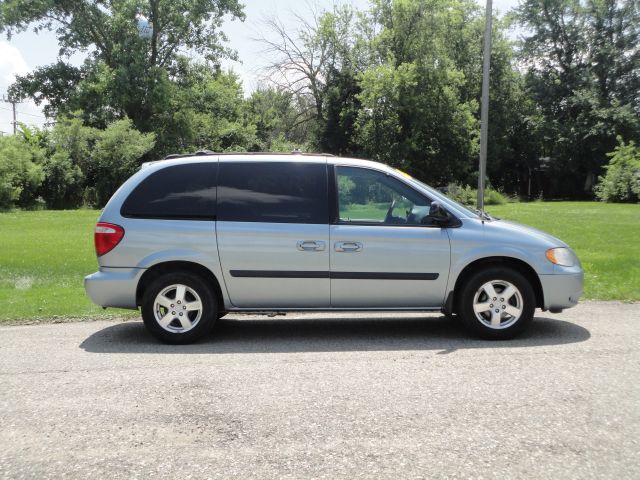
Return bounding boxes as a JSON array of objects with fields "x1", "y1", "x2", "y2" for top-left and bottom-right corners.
[
  {"x1": 472, "y1": 280, "x2": 523, "y2": 329},
  {"x1": 153, "y1": 284, "x2": 203, "y2": 333}
]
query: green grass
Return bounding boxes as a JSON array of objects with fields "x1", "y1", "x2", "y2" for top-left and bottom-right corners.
[
  {"x1": 0, "y1": 202, "x2": 637, "y2": 321},
  {"x1": 340, "y1": 202, "x2": 388, "y2": 222},
  {"x1": 0, "y1": 210, "x2": 136, "y2": 321},
  {"x1": 486, "y1": 202, "x2": 640, "y2": 301}
]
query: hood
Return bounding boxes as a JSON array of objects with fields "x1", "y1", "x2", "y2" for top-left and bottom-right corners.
[{"x1": 485, "y1": 219, "x2": 569, "y2": 249}]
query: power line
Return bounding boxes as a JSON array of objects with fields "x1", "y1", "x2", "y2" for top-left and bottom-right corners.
[
  {"x1": 1, "y1": 95, "x2": 20, "y2": 134},
  {"x1": 0, "y1": 105, "x2": 47, "y2": 119}
]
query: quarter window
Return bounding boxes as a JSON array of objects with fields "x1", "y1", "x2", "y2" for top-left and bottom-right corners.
[
  {"x1": 121, "y1": 163, "x2": 217, "y2": 219},
  {"x1": 217, "y1": 162, "x2": 328, "y2": 224},
  {"x1": 336, "y1": 166, "x2": 431, "y2": 225}
]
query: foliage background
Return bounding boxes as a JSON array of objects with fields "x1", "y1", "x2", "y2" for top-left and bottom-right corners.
[{"x1": 0, "y1": 0, "x2": 638, "y2": 209}]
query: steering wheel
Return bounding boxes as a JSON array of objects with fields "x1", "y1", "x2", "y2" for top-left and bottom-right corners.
[{"x1": 384, "y1": 198, "x2": 397, "y2": 223}]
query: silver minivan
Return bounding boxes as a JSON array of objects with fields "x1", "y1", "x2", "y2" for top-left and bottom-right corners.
[{"x1": 85, "y1": 152, "x2": 583, "y2": 343}]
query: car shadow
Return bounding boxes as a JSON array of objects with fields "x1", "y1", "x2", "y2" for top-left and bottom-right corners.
[{"x1": 79, "y1": 314, "x2": 591, "y2": 355}]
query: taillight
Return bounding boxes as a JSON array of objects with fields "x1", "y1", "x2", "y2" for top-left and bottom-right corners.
[{"x1": 94, "y1": 222, "x2": 125, "y2": 257}]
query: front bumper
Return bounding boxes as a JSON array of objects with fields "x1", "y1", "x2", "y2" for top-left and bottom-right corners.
[
  {"x1": 539, "y1": 272, "x2": 584, "y2": 311},
  {"x1": 84, "y1": 267, "x2": 145, "y2": 310}
]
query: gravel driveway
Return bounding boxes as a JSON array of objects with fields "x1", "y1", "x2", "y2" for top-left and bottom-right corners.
[{"x1": 0, "y1": 302, "x2": 638, "y2": 479}]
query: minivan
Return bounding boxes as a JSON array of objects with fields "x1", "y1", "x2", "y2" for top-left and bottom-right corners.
[{"x1": 85, "y1": 152, "x2": 583, "y2": 344}]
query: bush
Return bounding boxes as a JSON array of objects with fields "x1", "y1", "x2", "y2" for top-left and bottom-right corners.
[
  {"x1": 595, "y1": 138, "x2": 640, "y2": 203},
  {"x1": 446, "y1": 183, "x2": 476, "y2": 205},
  {"x1": 0, "y1": 115, "x2": 156, "y2": 209},
  {"x1": 445, "y1": 183, "x2": 508, "y2": 206},
  {"x1": 484, "y1": 188, "x2": 508, "y2": 205},
  {"x1": 0, "y1": 136, "x2": 44, "y2": 210},
  {"x1": 39, "y1": 150, "x2": 84, "y2": 209}
]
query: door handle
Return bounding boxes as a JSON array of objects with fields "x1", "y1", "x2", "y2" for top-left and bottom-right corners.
[
  {"x1": 335, "y1": 241, "x2": 362, "y2": 252},
  {"x1": 297, "y1": 240, "x2": 326, "y2": 251}
]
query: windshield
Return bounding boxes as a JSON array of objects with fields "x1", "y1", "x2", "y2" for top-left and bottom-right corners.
[{"x1": 406, "y1": 177, "x2": 481, "y2": 219}]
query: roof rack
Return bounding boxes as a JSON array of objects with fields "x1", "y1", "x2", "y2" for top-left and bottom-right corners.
[
  {"x1": 164, "y1": 150, "x2": 217, "y2": 160},
  {"x1": 163, "y1": 150, "x2": 335, "y2": 160}
]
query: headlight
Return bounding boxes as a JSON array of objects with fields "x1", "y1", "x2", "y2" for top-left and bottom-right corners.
[{"x1": 545, "y1": 247, "x2": 576, "y2": 267}]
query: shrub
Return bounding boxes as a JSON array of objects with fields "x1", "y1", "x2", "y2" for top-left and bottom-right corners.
[
  {"x1": 446, "y1": 183, "x2": 476, "y2": 205},
  {"x1": 0, "y1": 136, "x2": 44, "y2": 210},
  {"x1": 595, "y1": 138, "x2": 640, "y2": 203},
  {"x1": 484, "y1": 188, "x2": 508, "y2": 205},
  {"x1": 39, "y1": 150, "x2": 84, "y2": 209},
  {"x1": 445, "y1": 183, "x2": 508, "y2": 206}
]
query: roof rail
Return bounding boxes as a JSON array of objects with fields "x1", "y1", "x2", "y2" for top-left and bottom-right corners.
[
  {"x1": 163, "y1": 150, "x2": 335, "y2": 160},
  {"x1": 164, "y1": 150, "x2": 218, "y2": 160}
]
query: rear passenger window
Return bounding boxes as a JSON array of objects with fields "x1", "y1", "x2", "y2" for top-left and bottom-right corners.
[
  {"x1": 217, "y1": 162, "x2": 328, "y2": 224},
  {"x1": 121, "y1": 163, "x2": 217, "y2": 219}
]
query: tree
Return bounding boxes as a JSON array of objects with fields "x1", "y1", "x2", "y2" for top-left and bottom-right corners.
[
  {"x1": 245, "y1": 87, "x2": 310, "y2": 151},
  {"x1": 256, "y1": 4, "x2": 359, "y2": 147},
  {"x1": 1, "y1": 0, "x2": 245, "y2": 129},
  {"x1": 353, "y1": 0, "x2": 482, "y2": 184},
  {"x1": 516, "y1": 0, "x2": 640, "y2": 198},
  {"x1": 92, "y1": 118, "x2": 155, "y2": 206}
]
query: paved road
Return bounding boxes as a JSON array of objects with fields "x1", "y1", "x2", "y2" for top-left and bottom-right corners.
[{"x1": 0, "y1": 302, "x2": 638, "y2": 479}]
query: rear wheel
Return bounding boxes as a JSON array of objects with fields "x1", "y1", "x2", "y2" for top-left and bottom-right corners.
[
  {"x1": 141, "y1": 272, "x2": 217, "y2": 344},
  {"x1": 457, "y1": 267, "x2": 535, "y2": 340}
]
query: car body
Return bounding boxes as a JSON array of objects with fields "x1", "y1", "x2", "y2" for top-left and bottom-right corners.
[{"x1": 85, "y1": 152, "x2": 583, "y2": 343}]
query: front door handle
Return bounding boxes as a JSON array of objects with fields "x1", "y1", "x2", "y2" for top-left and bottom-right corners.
[
  {"x1": 335, "y1": 241, "x2": 363, "y2": 252},
  {"x1": 297, "y1": 240, "x2": 326, "y2": 251}
]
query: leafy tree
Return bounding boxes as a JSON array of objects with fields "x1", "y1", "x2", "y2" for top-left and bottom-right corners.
[
  {"x1": 245, "y1": 87, "x2": 311, "y2": 151},
  {"x1": 1, "y1": 0, "x2": 244, "y2": 130},
  {"x1": 92, "y1": 118, "x2": 155, "y2": 206},
  {"x1": 354, "y1": 0, "x2": 481, "y2": 184},
  {"x1": 515, "y1": 0, "x2": 640, "y2": 198},
  {"x1": 319, "y1": 67, "x2": 362, "y2": 156},
  {"x1": 48, "y1": 113, "x2": 97, "y2": 179},
  {"x1": 595, "y1": 137, "x2": 640, "y2": 203}
]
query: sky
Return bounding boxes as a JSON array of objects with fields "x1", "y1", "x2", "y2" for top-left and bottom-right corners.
[{"x1": 0, "y1": 0, "x2": 519, "y2": 135}]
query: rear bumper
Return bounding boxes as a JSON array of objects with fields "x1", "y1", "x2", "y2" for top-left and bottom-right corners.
[
  {"x1": 539, "y1": 272, "x2": 584, "y2": 311},
  {"x1": 84, "y1": 267, "x2": 145, "y2": 310}
]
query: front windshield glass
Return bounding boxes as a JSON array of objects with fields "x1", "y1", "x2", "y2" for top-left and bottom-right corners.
[{"x1": 403, "y1": 175, "x2": 481, "y2": 219}]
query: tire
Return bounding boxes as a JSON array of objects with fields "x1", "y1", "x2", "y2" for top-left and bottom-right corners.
[
  {"x1": 141, "y1": 272, "x2": 217, "y2": 344},
  {"x1": 457, "y1": 267, "x2": 535, "y2": 340}
]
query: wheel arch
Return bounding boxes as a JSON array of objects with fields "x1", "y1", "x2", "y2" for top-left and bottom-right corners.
[
  {"x1": 450, "y1": 256, "x2": 544, "y2": 312},
  {"x1": 136, "y1": 261, "x2": 224, "y2": 309}
]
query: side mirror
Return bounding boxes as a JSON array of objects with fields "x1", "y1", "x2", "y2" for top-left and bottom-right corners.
[{"x1": 423, "y1": 201, "x2": 450, "y2": 225}]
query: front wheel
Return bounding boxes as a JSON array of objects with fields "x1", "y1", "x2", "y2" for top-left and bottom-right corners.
[
  {"x1": 141, "y1": 272, "x2": 217, "y2": 344},
  {"x1": 457, "y1": 267, "x2": 535, "y2": 340}
]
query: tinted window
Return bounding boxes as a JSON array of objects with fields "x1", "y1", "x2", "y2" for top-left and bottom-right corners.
[
  {"x1": 121, "y1": 163, "x2": 217, "y2": 219},
  {"x1": 218, "y1": 162, "x2": 328, "y2": 224},
  {"x1": 336, "y1": 166, "x2": 430, "y2": 225}
]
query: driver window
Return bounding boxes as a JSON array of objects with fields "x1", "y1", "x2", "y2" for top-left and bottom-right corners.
[{"x1": 336, "y1": 166, "x2": 431, "y2": 225}]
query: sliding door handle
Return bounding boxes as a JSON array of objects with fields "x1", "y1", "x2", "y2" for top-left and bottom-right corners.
[
  {"x1": 297, "y1": 240, "x2": 326, "y2": 251},
  {"x1": 335, "y1": 241, "x2": 362, "y2": 252}
]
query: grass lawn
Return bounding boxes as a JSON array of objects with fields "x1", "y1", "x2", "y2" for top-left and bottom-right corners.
[
  {"x1": 0, "y1": 202, "x2": 638, "y2": 321},
  {"x1": 487, "y1": 202, "x2": 640, "y2": 301},
  {"x1": 0, "y1": 210, "x2": 136, "y2": 321}
]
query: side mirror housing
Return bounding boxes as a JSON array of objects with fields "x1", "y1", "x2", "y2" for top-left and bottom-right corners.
[{"x1": 422, "y1": 201, "x2": 451, "y2": 226}]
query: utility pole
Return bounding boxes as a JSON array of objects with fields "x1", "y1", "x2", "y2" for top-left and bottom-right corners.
[
  {"x1": 477, "y1": 0, "x2": 493, "y2": 211},
  {"x1": 2, "y1": 95, "x2": 19, "y2": 134}
]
